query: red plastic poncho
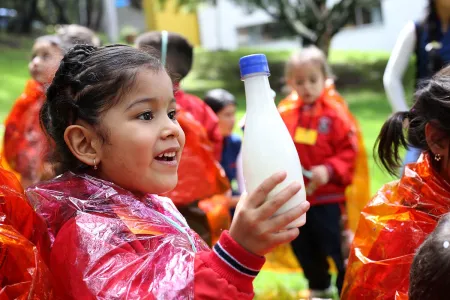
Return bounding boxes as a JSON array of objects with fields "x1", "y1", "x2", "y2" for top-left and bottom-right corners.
[
  {"x1": 342, "y1": 153, "x2": 450, "y2": 299},
  {"x1": 3, "y1": 79, "x2": 48, "y2": 185},
  {"x1": 175, "y1": 88, "x2": 222, "y2": 160},
  {"x1": 0, "y1": 161, "x2": 55, "y2": 299},
  {"x1": 27, "y1": 172, "x2": 262, "y2": 299}
]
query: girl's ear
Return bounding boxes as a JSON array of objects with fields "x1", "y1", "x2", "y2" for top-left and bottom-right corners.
[
  {"x1": 63, "y1": 121, "x2": 102, "y2": 168},
  {"x1": 425, "y1": 122, "x2": 450, "y2": 163}
]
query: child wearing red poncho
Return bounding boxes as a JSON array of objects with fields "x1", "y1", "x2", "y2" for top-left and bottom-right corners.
[
  {"x1": 343, "y1": 65, "x2": 450, "y2": 299},
  {"x1": 3, "y1": 25, "x2": 100, "y2": 188},
  {"x1": 278, "y1": 46, "x2": 358, "y2": 297}
]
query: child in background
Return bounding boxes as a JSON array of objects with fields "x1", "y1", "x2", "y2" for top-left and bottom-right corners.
[
  {"x1": 3, "y1": 35, "x2": 63, "y2": 187},
  {"x1": 409, "y1": 213, "x2": 450, "y2": 300},
  {"x1": 27, "y1": 44, "x2": 310, "y2": 299},
  {"x1": 135, "y1": 31, "x2": 222, "y2": 159},
  {"x1": 56, "y1": 24, "x2": 101, "y2": 48},
  {"x1": 3, "y1": 26, "x2": 99, "y2": 188},
  {"x1": 342, "y1": 59, "x2": 450, "y2": 300},
  {"x1": 204, "y1": 89, "x2": 241, "y2": 200},
  {"x1": 278, "y1": 46, "x2": 358, "y2": 297}
]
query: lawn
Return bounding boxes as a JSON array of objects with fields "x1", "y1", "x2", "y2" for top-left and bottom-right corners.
[{"x1": 0, "y1": 36, "x2": 412, "y2": 299}]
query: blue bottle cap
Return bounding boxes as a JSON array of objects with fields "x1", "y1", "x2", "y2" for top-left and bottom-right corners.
[{"x1": 239, "y1": 54, "x2": 270, "y2": 78}]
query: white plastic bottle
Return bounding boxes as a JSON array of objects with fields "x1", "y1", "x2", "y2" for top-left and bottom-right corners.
[{"x1": 239, "y1": 54, "x2": 306, "y2": 228}]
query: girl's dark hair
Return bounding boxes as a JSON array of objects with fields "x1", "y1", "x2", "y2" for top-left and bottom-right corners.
[
  {"x1": 424, "y1": 0, "x2": 445, "y2": 77},
  {"x1": 409, "y1": 213, "x2": 450, "y2": 300},
  {"x1": 204, "y1": 89, "x2": 236, "y2": 114},
  {"x1": 41, "y1": 44, "x2": 163, "y2": 174},
  {"x1": 376, "y1": 65, "x2": 450, "y2": 176}
]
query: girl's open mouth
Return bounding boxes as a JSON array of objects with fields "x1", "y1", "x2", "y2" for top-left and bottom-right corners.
[{"x1": 155, "y1": 152, "x2": 176, "y2": 162}]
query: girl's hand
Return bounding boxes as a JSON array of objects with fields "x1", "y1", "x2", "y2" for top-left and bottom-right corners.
[
  {"x1": 307, "y1": 165, "x2": 330, "y2": 195},
  {"x1": 229, "y1": 172, "x2": 310, "y2": 256}
]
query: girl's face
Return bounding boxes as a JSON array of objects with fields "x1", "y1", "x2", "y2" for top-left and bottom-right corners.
[
  {"x1": 95, "y1": 69, "x2": 185, "y2": 195},
  {"x1": 29, "y1": 41, "x2": 63, "y2": 84},
  {"x1": 217, "y1": 104, "x2": 236, "y2": 137},
  {"x1": 287, "y1": 61, "x2": 326, "y2": 104}
]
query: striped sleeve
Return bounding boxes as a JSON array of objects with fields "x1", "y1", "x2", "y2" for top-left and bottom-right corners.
[{"x1": 198, "y1": 230, "x2": 265, "y2": 294}]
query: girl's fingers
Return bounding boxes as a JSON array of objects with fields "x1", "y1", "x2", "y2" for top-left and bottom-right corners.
[
  {"x1": 265, "y1": 201, "x2": 310, "y2": 232},
  {"x1": 268, "y1": 227, "x2": 300, "y2": 247},
  {"x1": 257, "y1": 181, "x2": 302, "y2": 220},
  {"x1": 244, "y1": 172, "x2": 287, "y2": 209}
]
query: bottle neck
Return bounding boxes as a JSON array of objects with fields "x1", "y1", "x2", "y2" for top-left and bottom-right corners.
[{"x1": 243, "y1": 74, "x2": 272, "y2": 112}]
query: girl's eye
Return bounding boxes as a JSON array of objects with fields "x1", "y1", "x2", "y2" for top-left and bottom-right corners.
[
  {"x1": 138, "y1": 111, "x2": 154, "y2": 121},
  {"x1": 168, "y1": 110, "x2": 177, "y2": 120}
]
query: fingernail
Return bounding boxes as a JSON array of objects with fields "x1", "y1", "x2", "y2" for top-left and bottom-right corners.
[
  {"x1": 292, "y1": 181, "x2": 302, "y2": 190},
  {"x1": 276, "y1": 171, "x2": 287, "y2": 178},
  {"x1": 300, "y1": 201, "x2": 310, "y2": 210}
]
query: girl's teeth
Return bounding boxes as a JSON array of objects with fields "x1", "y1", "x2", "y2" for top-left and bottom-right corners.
[{"x1": 157, "y1": 152, "x2": 176, "y2": 158}]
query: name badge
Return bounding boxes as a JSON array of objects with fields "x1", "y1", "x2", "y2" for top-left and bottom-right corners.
[{"x1": 294, "y1": 127, "x2": 318, "y2": 145}]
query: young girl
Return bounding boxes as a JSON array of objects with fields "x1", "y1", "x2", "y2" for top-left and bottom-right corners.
[
  {"x1": 343, "y1": 65, "x2": 450, "y2": 298},
  {"x1": 3, "y1": 35, "x2": 63, "y2": 187},
  {"x1": 278, "y1": 46, "x2": 358, "y2": 298},
  {"x1": 384, "y1": 0, "x2": 450, "y2": 168},
  {"x1": 3, "y1": 26, "x2": 99, "y2": 188},
  {"x1": 409, "y1": 213, "x2": 450, "y2": 300},
  {"x1": 27, "y1": 44, "x2": 310, "y2": 299}
]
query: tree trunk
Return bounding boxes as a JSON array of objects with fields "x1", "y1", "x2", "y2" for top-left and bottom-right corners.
[
  {"x1": 19, "y1": 0, "x2": 38, "y2": 33},
  {"x1": 316, "y1": 25, "x2": 332, "y2": 57},
  {"x1": 94, "y1": 0, "x2": 104, "y2": 31},
  {"x1": 86, "y1": 0, "x2": 94, "y2": 28},
  {"x1": 50, "y1": 0, "x2": 70, "y2": 24}
]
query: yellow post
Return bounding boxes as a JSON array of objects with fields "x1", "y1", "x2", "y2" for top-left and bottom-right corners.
[{"x1": 142, "y1": 0, "x2": 201, "y2": 46}]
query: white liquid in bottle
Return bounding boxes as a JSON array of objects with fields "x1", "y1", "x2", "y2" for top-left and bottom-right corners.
[{"x1": 239, "y1": 54, "x2": 306, "y2": 228}]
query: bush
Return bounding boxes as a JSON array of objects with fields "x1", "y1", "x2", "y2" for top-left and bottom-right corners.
[{"x1": 189, "y1": 48, "x2": 416, "y2": 95}]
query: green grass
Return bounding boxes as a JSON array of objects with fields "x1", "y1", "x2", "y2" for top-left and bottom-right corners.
[
  {"x1": 0, "y1": 36, "x2": 408, "y2": 299},
  {"x1": 0, "y1": 39, "x2": 32, "y2": 122}
]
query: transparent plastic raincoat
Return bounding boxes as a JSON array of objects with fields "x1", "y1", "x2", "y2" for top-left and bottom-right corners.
[
  {"x1": 27, "y1": 172, "x2": 264, "y2": 299},
  {"x1": 342, "y1": 154, "x2": 449, "y2": 299}
]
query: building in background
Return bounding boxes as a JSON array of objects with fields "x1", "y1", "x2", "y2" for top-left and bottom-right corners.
[
  {"x1": 197, "y1": 0, "x2": 427, "y2": 51},
  {"x1": 117, "y1": 0, "x2": 427, "y2": 52},
  {"x1": 143, "y1": 0, "x2": 200, "y2": 46},
  {"x1": 114, "y1": 0, "x2": 200, "y2": 46}
]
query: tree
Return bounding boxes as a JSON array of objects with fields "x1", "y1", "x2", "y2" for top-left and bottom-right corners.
[
  {"x1": 3, "y1": 0, "x2": 104, "y2": 34},
  {"x1": 162, "y1": 0, "x2": 380, "y2": 55}
]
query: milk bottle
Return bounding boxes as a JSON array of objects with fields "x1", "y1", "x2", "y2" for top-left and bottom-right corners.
[{"x1": 239, "y1": 54, "x2": 306, "y2": 228}]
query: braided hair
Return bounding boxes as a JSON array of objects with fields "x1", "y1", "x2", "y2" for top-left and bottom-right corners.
[{"x1": 41, "y1": 44, "x2": 163, "y2": 173}]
